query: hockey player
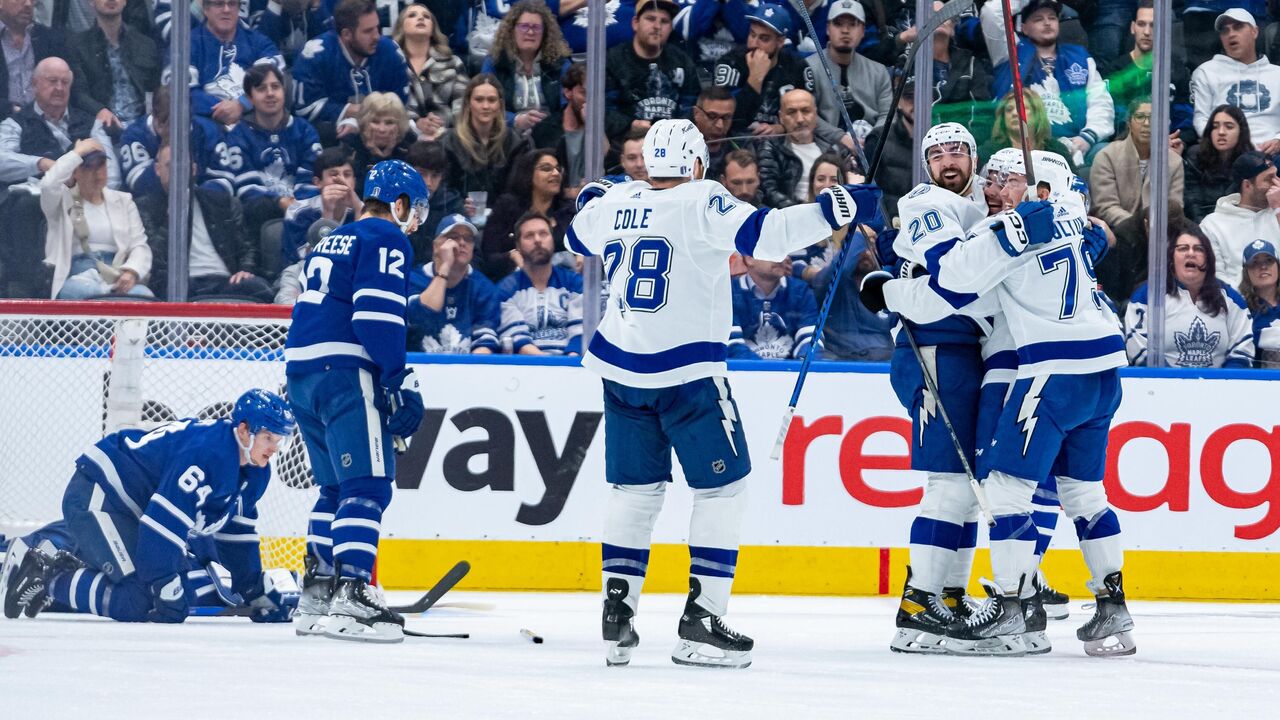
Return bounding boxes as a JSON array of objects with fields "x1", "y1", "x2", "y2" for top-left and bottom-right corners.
[
  {"x1": 285, "y1": 158, "x2": 427, "y2": 643},
  {"x1": 568, "y1": 118, "x2": 880, "y2": 668},
  {"x1": 911, "y1": 152, "x2": 1134, "y2": 657},
  {"x1": 1, "y1": 390, "x2": 300, "y2": 625}
]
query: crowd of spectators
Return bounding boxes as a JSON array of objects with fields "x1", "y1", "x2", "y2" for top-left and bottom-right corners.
[{"x1": 4, "y1": 0, "x2": 1280, "y2": 369}]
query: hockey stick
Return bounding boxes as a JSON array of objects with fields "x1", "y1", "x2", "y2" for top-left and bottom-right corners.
[
  {"x1": 770, "y1": 0, "x2": 977, "y2": 460},
  {"x1": 999, "y1": 0, "x2": 1036, "y2": 185},
  {"x1": 404, "y1": 628, "x2": 470, "y2": 639}
]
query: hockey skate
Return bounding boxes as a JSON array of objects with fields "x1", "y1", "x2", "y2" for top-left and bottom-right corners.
[
  {"x1": 323, "y1": 576, "x2": 405, "y2": 643},
  {"x1": 1, "y1": 540, "x2": 63, "y2": 619},
  {"x1": 889, "y1": 568, "x2": 953, "y2": 654},
  {"x1": 1020, "y1": 592, "x2": 1052, "y2": 655},
  {"x1": 602, "y1": 578, "x2": 639, "y2": 667},
  {"x1": 671, "y1": 579, "x2": 753, "y2": 669},
  {"x1": 944, "y1": 578, "x2": 1027, "y2": 657},
  {"x1": 1033, "y1": 569, "x2": 1070, "y2": 620},
  {"x1": 294, "y1": 555, "x2": 336, "y2": 637},
  {"x1": 1077, "y1": 571, "x2": 1136, "y2": 657},
  {"x1": 941, "y1": 586, "x2": 981, "y2": 624}
]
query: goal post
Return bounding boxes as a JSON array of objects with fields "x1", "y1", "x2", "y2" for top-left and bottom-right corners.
[{"x1": 0, "y1": 300, "x2": 317, "y2": 573}]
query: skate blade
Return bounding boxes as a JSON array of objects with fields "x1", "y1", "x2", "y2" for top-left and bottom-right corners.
[
  {"x1": 606, "y1": 642, "x2": 634, "y2": 667},
  {"x1": 889, "y1": 627, "x2": 948, "y2": 654},
  {"x1": 322, "y1": 614, "x2": 405, "y2": 644},
  {"x1": 1044, "y1": 602, "x2": 1069, "y2": 621},
  {"x1": 945, "y1": 634, "x2": 1028, "y2": 657},
  {"x1": 1084, "y1": 631, "x2": 1136, "y2": 657},
  {"x1": 1, "y1": 537, "x2": 30, "y2": 619},
  {"x1": 294, "y1": 612, "x2": 330, "y2": 637},
  {"x1": 671, "y1": 639, "x2": 752, "y2": 669},
  {"x1": 1022, "y1": 630, "x2": 1052, "y2": 655}
]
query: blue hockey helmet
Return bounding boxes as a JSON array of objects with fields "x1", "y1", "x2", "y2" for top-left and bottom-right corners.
[
  {"x1": 364, "y1": 159, "x2": 430, "y2": 233},
  {"x1": 232, "y1": 389, "x2": 296, "y2": 437}
]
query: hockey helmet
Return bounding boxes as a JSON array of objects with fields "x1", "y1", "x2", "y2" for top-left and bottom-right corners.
[
  {"x1": 643, "y1": 119, "x2": 709, "y2": 180},
  {"x1": 233, "y1": 389, "x2": 296, "y2": 437},
  {"x1": 982, "y1": 147, "x2": 1024, "y2": 183},
  {"x1": 364, "y1": 159, "x2": 430, "y2": 233},
  {"x1": 921, "y1": 122, "x2": 978, "y2": 193}
]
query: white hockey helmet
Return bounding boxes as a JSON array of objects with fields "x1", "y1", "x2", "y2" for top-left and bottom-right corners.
[
  {"x1": 921, "y1": 122, "x2": 978, "y2": 192},
  {"x1": 1029, "y1": 150, "x2": 1078, "y2": 204},
  {"x1": 982, "y1": 147, "x2": 1024, "y2": 182},
  {"x1": 643, "y1": 119, "x2": 710, "y2": 180}
]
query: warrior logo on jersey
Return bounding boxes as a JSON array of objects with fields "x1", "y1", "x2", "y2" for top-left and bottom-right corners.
[
  {"x1": 1229, "y1": 80, "x2": 1272, "y2": 114},
  {"x1": 1174, "y1": 316, "x2": 1221, "y2": 368}
]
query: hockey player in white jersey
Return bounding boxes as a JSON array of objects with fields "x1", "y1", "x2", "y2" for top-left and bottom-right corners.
[
  {"x1": 918, "y1": 152, "x2": 1134, "y2": 657},
  {"x1": 567, "y1": 118, "x2": 880, "y2": 668}
]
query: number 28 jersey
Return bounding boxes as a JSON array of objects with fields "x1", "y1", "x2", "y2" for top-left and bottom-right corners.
[
  {"x1": 284, "y1": 216, "x2": 413, "y2": 380},
  {"x1": 566, "y1": 179, "x2": 835, "y2": 388}
]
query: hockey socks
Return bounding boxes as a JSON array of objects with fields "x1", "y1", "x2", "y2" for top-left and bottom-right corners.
[
  {"x1": 1032, "y1": 476, "x2": 1061, "y2": 558},
  {"x1": 306, "y1": 486, "x2": 338, "y2": 575},
  {"x1": 49, "y1": 568, "x2": 109, "y2": 617},
  {"x1": 985, "y1": 472, "x2": 1039, "y2": 597},
  {"x1": 910, "y1": 473, "x2": 979, "y2": 594},
  {"x1": 332, "y1": 478, "x2": 392, "y2": 580},
  {"x1": 1057, "y1": 477, "x2": 1124, "y2": 585},
  {"x1": 601, "y1": 482, "x2": 666, "y2": 614}
]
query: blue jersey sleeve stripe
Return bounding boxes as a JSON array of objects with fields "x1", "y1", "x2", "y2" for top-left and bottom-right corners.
[
  {"x1": 140, "y1": 514, "x2": 187, "y2": 550},
  {"x1": 1017, "y1": 335, "x2": 1126, "y2": 366},
  {"x1": 566, "y1": 224, "x2": 593, "y2": 257},
  {"x1": 352, "y1": 311, "x2": 406, "y2": 326},
  {"x1": 353, "y1": 288, "x2": 408, "y2": 305},
  {"x1": 733, "y1": 207, "x2": 771, "y2": 257},
  {"x1": 588, "y1": 332, "x2": 728, "y2": 374}
]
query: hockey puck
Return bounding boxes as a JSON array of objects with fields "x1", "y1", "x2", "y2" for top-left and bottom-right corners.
[{"x1": 520, "y1": 628, "x2": 544, "y2": 644}]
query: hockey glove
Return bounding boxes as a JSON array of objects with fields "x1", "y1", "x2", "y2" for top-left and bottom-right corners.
[
  {"x1": 859, "y1": 270, "x2": 894, "y2": 314},
  {"x1": 989, "y1": 200, "x2": 1054, "y2": 257},
  {"x1": 148, "y1": 574, "x2": 189, "y2": 623},
  {"x1": 1082, "y1": 222, "x2": 1111, "y2": 264},
  {"x1": 875, "y1": 228, "x2": 901, "y2": 270},
  {"x1": 576, "y1": 178, "x2": 614, "y2": 212},
  {"x1": 818, "y1": 184, "x2": 884, "y2": 231},
  {"x1": 243, "y1": 569, "x2": 301, "y2": 624},
  {"x1": 380, "y1": 367, "x2": 425, "y2": 438}
]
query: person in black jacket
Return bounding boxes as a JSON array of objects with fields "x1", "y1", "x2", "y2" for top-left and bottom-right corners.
[
  {"x1": 480, "y1": 0, "x2": 572, "y2": 134},
  {"x1": 480, "y1": 147, "x2": 573, "y2": 280},
  {"x1": 140, "y1": 144, "x2": 273, "y2": 302},
  {"x1": 712, "y1": 3, "x2": 815, "y2": 137},
  {"x1": 65, "y1": 0, "x2": 160, "y2": 132},
  {"x1": 0, "y1": 0, "x2": 66, "y2": 120},
  {"x1": 863, "y1": 79, "x2": 915, "y2": 222},
  {"x1": 603, "y1": 0, "x2": 700, "y2": 143},
  {"x1": 756, "y1": 89, "x2": 852, "y2": 209}
]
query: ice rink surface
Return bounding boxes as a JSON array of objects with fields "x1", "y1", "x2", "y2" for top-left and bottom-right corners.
[{"x1": 2, "y1": 591, "x2": 1277, "y2": 719}]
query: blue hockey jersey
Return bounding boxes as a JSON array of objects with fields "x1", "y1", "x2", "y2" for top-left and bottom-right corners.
[
  {"x1": 495, "y1": 266, "x2": 584, "y2": 355},
  {"x1": 729, "y1": 274, "x2": 819, "y2": 359},
  {"x1": 117, "y1": 114, "x2": 231, "y2": 196},
  {"x1": 223, "y1": 115, "x2": 322, "y2": 203},
  {"x1": 76, "y1": 418, "x2": 269, "y2": 591},
  {"x1": 284, "y1": 216, "x2": 414, "y2": 378},
  {"x1": 406, "y1": 263, "x2": 501, "y2": 353},
  {"x1": 180, "y1": 24, "x2": 285, "y2": 119},
  {"x1": 558, "y1": 0, "x2": 635, "y2": 53},
  {"x1": 291, "y1": 32, "x2": 410, "y2": 123}
]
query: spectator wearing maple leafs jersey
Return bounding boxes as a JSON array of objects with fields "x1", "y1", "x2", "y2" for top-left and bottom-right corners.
[
  {"x1": 729, "y1": 255, "x2": 819, "y2": 360},
  {"x1": 495, "y1": 211, "x2": 584, "y2": 355},
  {"x1": 405, "y1": 214, "x2": 502, "y2": 354}
]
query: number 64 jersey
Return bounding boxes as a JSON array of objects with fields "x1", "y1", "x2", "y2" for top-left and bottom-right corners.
[
  {"x1": 284, "y1": 216, "x2": 413, "y2": 380},
  {"x1": 566, "y1": 179, "x2": 836, "y2": 388}
]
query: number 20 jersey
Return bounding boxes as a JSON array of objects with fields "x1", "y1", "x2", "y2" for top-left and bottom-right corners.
[{"x1": 566, "y1": 179, "x2": 835, "y2": 388}]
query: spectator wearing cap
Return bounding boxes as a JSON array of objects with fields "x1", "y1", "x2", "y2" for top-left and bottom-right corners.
[
  {"x1": 1200, "y1": 150, "x2": 1280, "y2": 289},
  {"x1": 40, "y1": 138, "x2": 151, "y2": 299},
  {"x1": 406, "y1": 213, "x2": 502, "y2": 354},
  {"x1": 1098, "y1": 0, "x2": 1193, "y2": 145},
  {"x1": 1091, "y1": 96, "x2": 1185, "y2": 302},
  {"x1": 988, "y1": 0, "x2": 1114, "y2": 166},
  {"x1": 1184, "y1": 104, "x2": 1252, "y2": 222},
  {"x1": 713, "y1": 2, "x2": 817, "y2": 138},
  {"x1": 495, "y1": 210, "x2": 583, "y2": 355},
  {"x1": 806, "y1": 0, "x2": 890, "y2": 130},
  {"x1": 1185, "y1": 1, "x2": 1268, "y2": 72},
  {"x1": 1191, "y1": 8, "x2": 1280, "y2": 156},
  {"x1": 64, "y1": 0, "x2": 159, "y2": 133},
  {"x1": 1125, "y1": 220, "x2": 1254, "y2": 369},
  {"x1": 757, "y1": 87, "x2": 851, "y2": 208},
  {"x1": 1239, "y1": 238, "x2": 1280, "y2": 367},
  {"x1": 603, "y1": 0, "x2": 700, "y2": 143},
  {"x1": 0, "y1": 0, "x2": 66, "y2": 120}
]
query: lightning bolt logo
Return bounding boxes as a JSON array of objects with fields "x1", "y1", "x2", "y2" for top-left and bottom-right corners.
[
  {"x1": 1017, "y1": 376, "x2": 1050, "y2": 456},
  {"x1": 918, "y1": 347, "x2": 938, "y2": 445},
  {"x1": 713, "y1": 377, "x2": 740, "y2": 456}
]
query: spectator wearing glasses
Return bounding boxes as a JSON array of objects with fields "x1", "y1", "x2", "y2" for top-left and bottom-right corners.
[
  {"x1": 693, "y1": 85, "x2": 739, "y2": 181},
  {"x1": 186, "y1": 0, "x2": 284, "y2": 126},
  {"x1": 603, "y1": 0, "x2": 699, "y2": 143},
  {"x1": 1091, "y1": 97, "x2": 1186, "y2": 303},
  {"x1": 481, "y1": 148, "x2": 573, "y2": 279},
  {"x1": 1239, "y1": 238, "x2": 1280, "y2": 367},
  {"x1": 482, "y1": 1, "x2": 572, "y2": 136}
]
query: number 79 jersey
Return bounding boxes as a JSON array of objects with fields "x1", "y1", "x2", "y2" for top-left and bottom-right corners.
[
  {"x1": 285, "y1": 216, "x2": 413, "y2": 380},
  {"x1": 566, "y1": 179, "x2": 835, "y2": 388}
]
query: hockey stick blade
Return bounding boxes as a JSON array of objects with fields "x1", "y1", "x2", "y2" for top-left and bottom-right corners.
[
  {"x1": 404, "y1": 628, "x2": 470, "y2": 639},
  {"x1": 899, "y1": 0, "x2": 976, "y2": 71},
  {"x1": 390, "y1": 560, "x2": 471, "y2": 614}
]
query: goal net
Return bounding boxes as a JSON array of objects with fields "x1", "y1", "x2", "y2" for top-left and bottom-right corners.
[{"x1": 0, "y1": 300, "x2": 317, "y2": 573}]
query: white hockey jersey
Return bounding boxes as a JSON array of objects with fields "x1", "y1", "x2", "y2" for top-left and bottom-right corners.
[
  {"x1": 932, "y1": 195, "x2": 1129, "y2": 378},
  {"x1": 567, "y1": 178, "x2": 837, "y2": 388},
  {"x1": 1124, "y1": 283, "x2": 1255, "y2": 369}
]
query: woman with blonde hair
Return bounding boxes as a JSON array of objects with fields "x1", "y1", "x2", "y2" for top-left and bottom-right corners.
[
  {"x1": 977, "y1": 88, "x2": 1076, "y2": 171},
  {"x1": 343, "y1": 92, "x2": 416, "y2": 194},
  {"x1": 481, "y1": 0, "x2": 572, "y2": 133},
  {"x1": 394, "y1": 3, "x2": 468, "y2": 140},
  {"x1": 42, "y1": 139, "x2": 152, "y2": 299},
  {"x1": 442, "y1": 74, "x2": 530, "y2": 202}
]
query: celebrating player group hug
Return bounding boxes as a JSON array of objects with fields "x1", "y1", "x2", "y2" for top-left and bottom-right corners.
[{"x1": 0, "y1": 111, "x2": 1135, "y2": 665}]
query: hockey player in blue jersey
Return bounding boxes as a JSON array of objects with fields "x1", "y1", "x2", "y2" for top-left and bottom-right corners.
[
  {"x1": 1, "y1": 390, "x2": 300, "y2": 625},
  {"x1": 285, "y1": 158, "x2": 426, "y2": 644},
  {"x1": 181, "y1": 0, "x2": 286, "y2": 124},
  {"x1": 568, "y1": 118, "x2": 880, "y2": 668}
]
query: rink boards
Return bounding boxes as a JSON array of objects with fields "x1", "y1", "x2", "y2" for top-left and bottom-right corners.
[{"x1": 8, "y1": 350, "x2": 1280, "y2": 600}]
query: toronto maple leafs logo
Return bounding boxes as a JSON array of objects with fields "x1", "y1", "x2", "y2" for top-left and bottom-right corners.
[
  {"x1": 1174, "y1": 316, "x2": 1220, "y2": 368},
  {"x1": 1228, "y1": 79, "x2": 1272, "y2": 115},
  {"x1": 1064, "y1": 62, "x2": 1088, "y2": 85},
  {"x1": 748, "y1": 321, "x2": 795, "y2": 359},
  {"x1": 573, "y1": 0, "x2": 619, "y2": 28},
  {"x1": 260, "y1": 146, "x2": 293, "y2": 194},
  {"x1": 422, "y1": 324, "x2": 472, "y2": 354}
]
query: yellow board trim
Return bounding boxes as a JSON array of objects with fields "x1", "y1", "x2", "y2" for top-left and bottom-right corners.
[{"x1": 366, "y1": 538, "x2": 1280, "y2": 601}]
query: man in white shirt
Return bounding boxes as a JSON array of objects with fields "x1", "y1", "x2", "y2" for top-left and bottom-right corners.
[
  {"x1": 1200, "y1": 150, "x2": 1280, "y2": 289},
  {"x1": 757, "y1": 88, "x2": 850, "y2": 208}
]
